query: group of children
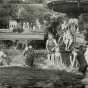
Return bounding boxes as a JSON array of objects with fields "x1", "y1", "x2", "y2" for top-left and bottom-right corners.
[
  {"x1": 46, "y1": 33, "x2": 68, "y2": 69},
  {"x1": 0, "y1": 32, "x2": 88, "y2": 75},
  {"x1": 46, "y1": 33, "x2": 87, "y2": 73},
  {"x1": 22, "y1": 33, "x2": 84, "y2": 72},
  {"x1": 46, "y1": 33, "x2": 63, "y2": 67}
]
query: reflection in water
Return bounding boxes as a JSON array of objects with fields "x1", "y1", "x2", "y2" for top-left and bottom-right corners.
[
  {"x1": 0, "y1": 63, "x2": 85, "y2": 88},
  {"x1": 0, "y1": 81, "x2": 85, "y2": 88}
]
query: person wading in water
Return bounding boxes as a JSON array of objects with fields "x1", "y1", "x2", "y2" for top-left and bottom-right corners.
[
  {"x1": 23, "y1": 45, "x2": 35, "y2": 67},
  {"x1": 77, "y1": 46, "x2": 87, "y2": 75},
  {"x1": 46, "y1": 33, "x2": 57, "y2": 65}
]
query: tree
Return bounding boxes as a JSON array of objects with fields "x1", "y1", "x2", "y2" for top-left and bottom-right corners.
[
  {"x1": 0, "y1": 3, "x2": 49, "y2": 28},
  {"x1": 0, "y1": 4, "x2": 18, "y2": 28},
  {"x1": 0, "y1": 0, "x2": 44, "y2": 4}
]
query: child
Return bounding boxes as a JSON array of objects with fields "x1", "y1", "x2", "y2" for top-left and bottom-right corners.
[
  {"x1": 0, "y1": 49, "x2": 7, "y2": 66},
  {"x1": 55, "y1": 47, "x2": 63, "y2": 68},
  {"x1": 69, "y1": 48, "x2": 78, "y2": 71},
  {"x1": 77, "y1": 46, "x2": 87, "y2": 74},
  {"x1": 23, "y1": 44, "x2": 29, "y2": 56},
  {"x1": 23, "y1": 45, "x2": 35, "y2": 67},
  {"x1": 84, "y1": 45, "x2": 88, "y2": 64},
  {"x1": 46, "y1": 33, "x2": 57, "y2": 65},
  {"x1": 63, "y1": 30, "x2": 73, "y2": 51}
]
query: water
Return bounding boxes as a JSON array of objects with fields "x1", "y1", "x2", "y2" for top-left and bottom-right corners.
[
  {"x1": 81, "y1": 71, "x2": 88, "y2": 88},
  {"x1": 0, "y1": 48, "x2": 86, "y2": 88},
  {"x1": 0, "y1": 81, "x2": 85, "y2": 88},
  {"x1": 0, "y1": 66, "x2": 85, "y2": 88}
]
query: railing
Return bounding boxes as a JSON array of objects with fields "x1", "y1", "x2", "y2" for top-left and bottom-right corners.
[
  {"x1": 0, "y1": 29, "x2": 10, "y2": 33},
  {"x1": 0, "y1": 32, "x2": 45, "y2": 40}
]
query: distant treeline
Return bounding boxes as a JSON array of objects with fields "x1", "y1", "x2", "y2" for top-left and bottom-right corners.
[
  {"x1": 0, "y1": 3, "x2": 47, "y2": 28},
  {"x1": 0, "y1": 0, "x2": 44, "y2": 4}
]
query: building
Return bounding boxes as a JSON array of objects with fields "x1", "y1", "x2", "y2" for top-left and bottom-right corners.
[
  {"x1": 9, "y1": 20, "x2": 18, "y2": 32},
  {"x1": 23, "y1": 22, "x2": 30, "y2": 33}
]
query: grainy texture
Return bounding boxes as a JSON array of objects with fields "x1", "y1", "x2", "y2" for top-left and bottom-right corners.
[{"x1": 0, "y1": 66, "x2": 84, "y2": 88}]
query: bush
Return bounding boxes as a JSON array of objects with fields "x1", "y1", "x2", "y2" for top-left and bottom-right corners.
[{"x1": 13, "y1": 28, "x2": 23, "y2": 33}]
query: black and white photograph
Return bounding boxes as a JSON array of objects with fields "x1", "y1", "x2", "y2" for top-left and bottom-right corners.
[{"x1": 0, "y1": 0, "x2": 88, "y2": 88}]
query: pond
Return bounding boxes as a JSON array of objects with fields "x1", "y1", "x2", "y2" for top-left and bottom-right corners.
[
  {"x1": 0, "y1": 48, "x2": 87, "y2": 88},
  {"x1": 0, "y1": 66, "x2": 85, "y2": 88}
]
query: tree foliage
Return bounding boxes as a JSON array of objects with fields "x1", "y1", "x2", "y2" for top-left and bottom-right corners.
[
  {"x1": 0, "y1": 3, "x2": 48, "y2": 28},
  {"x1": 0, "y1": 4, "x2": 15, "y2": 28},
  {"x1": 0, "y1": 0, "x2": 44, "y2": 4}
]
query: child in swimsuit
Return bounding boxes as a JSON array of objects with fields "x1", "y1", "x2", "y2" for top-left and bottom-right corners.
[
  {"x1": 69, "y1": 48, "x2": 78, "y2": 71},
  {"x1": 55, "y1": 47, "x2": 62, "y2": 66},
  {"x1": 46, "y1": 33, "x2": 57, "y2": 65}
]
